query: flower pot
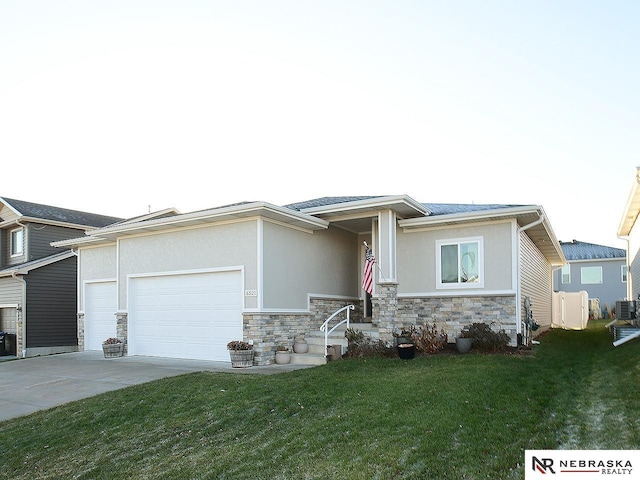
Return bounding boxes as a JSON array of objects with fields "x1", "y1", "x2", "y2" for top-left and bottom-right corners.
[
  {"x1": 102, "y1": 343, "x2": 124, "y2": 358},
  {"x1": 456, "y1": 337, "x2": 473, "y2": 354},
  {"x1": 293, "y1": 339, "x2": 308, "y2": 354},
  {"x1": 229, "y1": 349, "x2": 254, "y2": 367},
  {"x1": 397, "y1": 343, "x2": 415, "y2": 359},
  {"x1": 275, "y1": 350, "x2": 291, "y2": 364}
]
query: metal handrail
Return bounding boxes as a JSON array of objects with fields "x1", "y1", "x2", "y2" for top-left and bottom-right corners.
[{"x1": 320, "y1": 304, "x2": 354, "y2": 357}]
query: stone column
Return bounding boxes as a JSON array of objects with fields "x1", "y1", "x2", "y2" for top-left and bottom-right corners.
[
  {"x1": 373, "y1": 282, "x2": 399, "y2": 345},
  {"x1": 77, "y1": 312, "x2": 85, "y2": 350},
  {"x1": 116, "y1": 312, "x2": 128, "y2": 354}
]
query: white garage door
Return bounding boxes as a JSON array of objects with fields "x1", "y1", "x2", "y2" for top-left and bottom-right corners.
[
  {"x1": 129, "y1": 270, "x2": 243, "y2": 361},
  {"x1": 84, "y1": 281, "x2": 117, "y2": 351}
]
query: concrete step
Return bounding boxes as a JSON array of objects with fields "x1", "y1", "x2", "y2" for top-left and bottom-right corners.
[{"x1": 289, "y1": 352, "x2": 326, "y2": 366}]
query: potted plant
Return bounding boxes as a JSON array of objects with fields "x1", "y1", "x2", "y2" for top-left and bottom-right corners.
[
  {"x1": 455, "y1": 328, "x2": 474, "y2": 353},
  {"x1": 293, "y1": 336, "x2": 308, "y2": 353},
  {"x1": 102, "y1": 337, "x2": 124, "y2": 358},
  {"x1": 275, "y1": 345, "x2": 291, "y2": 364},
  {"x1": 227, "y1": 340, "x2": 254, "y2": 368},
  {"x1": 394, "y1": 326, "x2": 416, "y2": 359}
]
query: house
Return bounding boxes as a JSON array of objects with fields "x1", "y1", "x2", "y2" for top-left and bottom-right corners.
[
  {"x1": 553, "y1": 240, "x2": 626, "y2": 318},
  {"x1": 0, "y1": 197, "x2": 122, "y2": 357},
  {"x1": 618, "y1": 167, "x2": 640, "y2": 303},
  {"x1": 52, "y1": 195, "x2": 565, "y2": 365}
]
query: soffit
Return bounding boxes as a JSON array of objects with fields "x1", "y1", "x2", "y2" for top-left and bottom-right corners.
[{"x1": 618, "y1": 172, "x2": 640, "y2": 237}]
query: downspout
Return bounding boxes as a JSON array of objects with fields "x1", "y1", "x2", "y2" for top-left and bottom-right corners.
[
  {"x1": 11, "y1": 271, "x2": 27, "y2": 358},
  {"x1": 516, "y1": 211, "x2": 546, "y2": 341}
]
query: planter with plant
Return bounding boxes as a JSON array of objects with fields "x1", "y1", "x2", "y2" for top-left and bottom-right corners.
[
  {"x1": 102, "y1": 337, "x2": 124, "y2": 358},
  {"x1": 293, "y1": 336, "x2": 308, "y2": 353},
  {"x1": 463, "y1": 322, "x2": 510, "y2": 353},
  {"x1": 275, "y1": 345, "x2": 291, "y2": 364},
  {"x1": 455, "y1": 328, "x2": 474, "y2": 353},
  {"x1": 227, "y1": 340, "x2": 254, "y2": 368}
]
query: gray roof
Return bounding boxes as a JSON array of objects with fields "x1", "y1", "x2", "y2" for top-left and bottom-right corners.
[
  {"x1": 560, "y1": 240, "x2": 626, "y2": 261},
  {"x1": 284, "y1": 197, "x2": 524, "y2": 216},
  {"x1": 284, "y1": 196, "x2": 382, "y2": 211},
  {"x1": 1, "y1": 197, "x2": 123, "y2": 228},
  {"x1": 422, "y1": 203, "x2": 525, "y2": 215}
]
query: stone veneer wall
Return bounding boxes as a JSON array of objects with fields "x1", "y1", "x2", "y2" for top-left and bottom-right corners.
[
  {"x1": 395, "y1": 295, "x2": 519, "y2": 346},
  {"x1": 77, "y1": 312, "x2": 85, "y2": 350},
  {"x1": 243, "y1": 297, "x2": 361, "y2": 366},
  {"x1": 116, "y1": 312, "x2": 128, "y2": 354}
]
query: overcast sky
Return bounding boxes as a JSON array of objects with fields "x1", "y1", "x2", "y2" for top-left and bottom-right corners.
[{"x1": 1, "y1": 1, "x2": 638, "y2": 248}]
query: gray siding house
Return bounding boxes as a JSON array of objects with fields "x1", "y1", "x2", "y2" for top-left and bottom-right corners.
[
  {"x1": 0, "y1": 197, "x2": 122, "y2": 357},
  {"x1": 55, "y1": 195, "x2": 565, "y2": 365},
  {"x1": 553, "y1": 240, "x2": 626, "y2": 318}
]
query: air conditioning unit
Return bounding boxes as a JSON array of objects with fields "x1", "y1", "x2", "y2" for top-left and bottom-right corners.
[{"x1": 616, "y1": 300, "x2": 637, "y2": 320}]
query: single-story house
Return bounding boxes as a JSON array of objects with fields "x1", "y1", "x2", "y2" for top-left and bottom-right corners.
[
  {"x1": 53, "y1": 195, "x2": 565, "y2": 365},
  {"x1": 0, "y1": 197, "x2": 122, "y2": 357},
  {"x1": 553, "y1": 240, "x2": 626, "y2": 318},
  {"x1": 618, "y1": 167, "x2": 640, "y2": 302}
]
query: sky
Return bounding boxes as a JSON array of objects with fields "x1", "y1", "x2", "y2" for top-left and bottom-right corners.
[{"x1": 1, "y1": 1, "x2": 638, "y2": 249}]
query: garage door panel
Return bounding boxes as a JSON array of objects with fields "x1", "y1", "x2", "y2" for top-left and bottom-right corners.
[
  {"x1": 129, "y1": 271, "x2": 242, "y2": 361},
  {"x1": 84, "y1": 282, "x2": 117, "y2": 351}
]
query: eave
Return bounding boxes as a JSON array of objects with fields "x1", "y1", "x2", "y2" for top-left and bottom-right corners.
[
  {"x1": 617, "y1": 168, "x2": 640, "y2": 237},
  {"x1": 66, "y1": 202, "x2": 330, "y2": 243},
  {"x1": 399, "y1": 205, "x2": 566, "y2": 265},
  {"x1": 299, "y1": 195, "x2": 430, "y2": 221}
]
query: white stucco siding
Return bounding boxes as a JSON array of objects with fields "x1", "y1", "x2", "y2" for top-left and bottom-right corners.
[
  {"x1": 262, "y1": 222, "x2": 358, "y2": 309},
  {"x1": 397, "y1": 221, "x2": 514, "y2": 294},
  {"x1": 78, "y1": 245, "x2": 117, "y2": 309},
  {"x1": 117, "y1": 221, "x2": 258, "y2": 310},
  {"x1": 519, "y1": 230, "x2": 553, "y2": 328}
]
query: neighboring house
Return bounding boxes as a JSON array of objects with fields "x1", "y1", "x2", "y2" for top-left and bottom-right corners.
[
  {"x1": 553, "y1": 240, "x2": 626, "y2": 318},
  {"x1": 53, "y1": 195, "x2": 565, "y2": 365},
  {"x1": 0, "y1": 197, "x2": 122, "y2": 357}
]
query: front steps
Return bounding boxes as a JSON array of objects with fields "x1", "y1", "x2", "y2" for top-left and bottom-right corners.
[{"x1": 289, "y1": 323, "x2": 378, "y2": 366}]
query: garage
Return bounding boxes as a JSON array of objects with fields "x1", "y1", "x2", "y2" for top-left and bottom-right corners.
[
  {"x1": 84, "y1": 281, "x2": 117, "y2": 351},
  {"x1": 128, "y1": 270, "x2": 243, "y2": 361}
]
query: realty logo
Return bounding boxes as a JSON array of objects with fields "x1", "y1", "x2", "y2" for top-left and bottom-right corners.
[{"x1": 532, "y1": 456, "x2": 556, "y2": 474}]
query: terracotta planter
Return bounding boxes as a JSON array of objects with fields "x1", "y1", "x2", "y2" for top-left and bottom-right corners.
[{"x1": 229, "y1": 349, "x2": 254, "y2": 368}]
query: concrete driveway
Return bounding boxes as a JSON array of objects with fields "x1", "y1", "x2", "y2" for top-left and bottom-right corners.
[{"x1": 0, "y1": 351, "x2": 310, "y2": 422}]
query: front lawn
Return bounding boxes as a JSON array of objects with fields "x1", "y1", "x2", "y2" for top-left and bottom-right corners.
[{"x1": 1, "y1": 320, "x2": 639, "y2": 479}]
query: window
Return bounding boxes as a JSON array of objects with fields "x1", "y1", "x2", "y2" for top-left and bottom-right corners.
[
  {"x1": 10, "y1": 228, "x2": 24, "y2": 256},
  {"x1": 622, "y1": 265, "x2": 628, "y2": 283},
  {"x1": 561, "y1": 264, "x2": 571, "y2": 284},
  {"x1": 581, "y1": 266, "x2": 602, "y2": 284},
  {"x1": 436, "y1": 237, "x2": 483, "y2": 288}
]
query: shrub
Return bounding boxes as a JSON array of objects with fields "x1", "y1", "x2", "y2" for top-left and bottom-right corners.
[
  {"x1": 462, "y1": 322, "x2": 510, "y2": 352},
  {"x1": 344, "y1": 328, "x2": 394, "y2": 358},
  {"x1": 227, "y1": 340, "x2": 253, "y2": 350},
  {"x1": 394, "y1": 323, "x2": 448, "y2": 354}
]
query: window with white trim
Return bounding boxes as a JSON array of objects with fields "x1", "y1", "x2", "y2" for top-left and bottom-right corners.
[
  {"x1": 561, "y1": 264, "x2": 571, "y2": 284},
  {"x1": 10, "y1": 228, "x2": 24, "y2": 257},
  {"x1": 436, "y1": 237, "x2": 483, "y2": 288},
  {"x1": 581, "y1": 266, "x2": 602, "y2": 284},
  {"x1": 622, "y1": 265, "x2": 628, "y2": 283}
]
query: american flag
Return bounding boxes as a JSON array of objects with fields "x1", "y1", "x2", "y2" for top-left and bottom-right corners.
[{"x1": 362, "y1": 246, "x2": 375, "y2": 295}]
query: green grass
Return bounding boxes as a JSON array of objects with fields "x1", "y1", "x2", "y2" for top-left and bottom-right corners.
[{"x1": 1, "y1": 320, "x2": 639, "y2": 479}]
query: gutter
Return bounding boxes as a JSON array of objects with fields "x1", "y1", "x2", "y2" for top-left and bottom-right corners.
[{"x1": 11, "y1": 272, "x2": 26, "y2": 358}]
